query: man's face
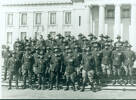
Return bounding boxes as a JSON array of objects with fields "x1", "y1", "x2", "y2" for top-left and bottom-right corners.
[{"x1": 117, "y1": 38, "x2": 120, "y2": 41}]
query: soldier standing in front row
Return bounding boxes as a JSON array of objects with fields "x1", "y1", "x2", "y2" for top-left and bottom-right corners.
[
  {"x1": 37, "y1": 51, "x2": 46, "y2": 90},
  {"x1": 8, "y1": 51, "x2": 19, "y2": 90},
  {"x1": 64, "y1": 48, "x2": 76, "y2": 91},
  {"x1": 21, "y1": 48, "x2": 33, "y2": 89},
  {"x1": 49, "y1": 46, "x2": 61, "y2": 90},
  {"x1": 101, "y1": 43, "x2": 112, "y2": 83},
  {"x1": 92, "y1": 42, "x2": 103, "y2": 86},
  {"x1": 111, "y1": 43, "x2": 124, "y2": 85},
  {"x1": 123, "y1": 44, "x2": 136, "y2": 85},
  {"x1": 80, "y1": 47, "x2": 95, "y2": 92},
  {"x1": 3, "y1": 46, "x2": 11, "y2": 81}
]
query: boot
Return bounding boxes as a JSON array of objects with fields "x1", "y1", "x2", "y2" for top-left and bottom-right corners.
[
  {"x1": 73, "y1": 85, "x2": 76, "y2": 91},
  {"x1": 41, "y1": 85, "x2": 44, "y2": 90},
  {"x1": 37, "y1": 85, "x2": 41, "y2": 90},
  {"x1": 64, "y1": 81, "x2": 69, "y2": 91},
  {"x1": 49, "y1": 84, "x2": 53, "y2": 90},
  {"x1": 80, "y1": 83, "x2": 85, "y2": 92},
  {"x1": 8, "y1": 87, "x2": 11, "y2": 90},
  {"x1": 8, "y1": 80, "x2": 12, "y2": 90},
  {"x1": 64, "y1": 86, "x2": 69, "y2": 91},
  {"x1": 56, "y1": 83, "x2": 60, "y2": 90},
  {"x1": 76, "y1": 85, "x2": 80, "y2": 90},
  {"x1": 112, "y1": 80, "x2": 116, "y2": 85}
]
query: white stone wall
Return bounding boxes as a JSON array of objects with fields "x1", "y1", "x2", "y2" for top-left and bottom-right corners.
[{"x1": 1, "y1": 0, "x2": 136, "y2": 51}]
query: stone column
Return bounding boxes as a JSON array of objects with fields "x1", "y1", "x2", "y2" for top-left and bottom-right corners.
[
  {"x1": 114, "y1": 4, "x2": 121, "y2": 40},
  {"x1": 130, "y1": 4, "x2": 136, "y2": 51},
  {"x1": 99, "y1": 4, "x2": 105, "y2": 35}
]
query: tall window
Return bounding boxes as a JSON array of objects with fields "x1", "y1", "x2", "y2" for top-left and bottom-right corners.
[
  {"x1": 21, "y1": 13, "x2": 27, "y2": 25},
  {"x1": 7, "y1": 14, "x2": 13, "y2": 26},
  {"x1": 21, "y1": 32, "x2": 26, "y2": 40},
  {"x1": 121, "y1": 8, "x2": 130, "y2": 18},
  {"x1": 79, "y1": 16, "x2": 81, "y2": 26},
  {"x1": 65, "y1": 12, "x2": 71, "y2": 24},
  {"x1": 106, "y1": 9, "x2": 114, "y2": 18},
  {"x1": 35, "y1": 13, "x2": 41, "y2": 25},
  {"x1": 50, "y1": 12, "x2": 56, "y2": 25},
  {"x1": 7, "y1": 32, "x2": 12, "y2": 44}
]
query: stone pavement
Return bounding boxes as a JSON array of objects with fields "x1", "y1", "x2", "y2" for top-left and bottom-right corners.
[{"x1": 2, "y1": 86, "x2": 136, "y2": 99}]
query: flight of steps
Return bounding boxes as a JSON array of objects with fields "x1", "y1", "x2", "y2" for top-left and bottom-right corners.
[{"x1": 2, "y1": 66, "x2": 136, "y2": 90}]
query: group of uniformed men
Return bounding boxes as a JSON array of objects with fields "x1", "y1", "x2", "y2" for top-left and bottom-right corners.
[{"x1": 2, "y1": 33, "x2": 136, "y2": 92}]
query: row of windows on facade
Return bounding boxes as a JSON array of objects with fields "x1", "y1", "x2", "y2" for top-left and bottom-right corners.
[
  {"x1": 7, "y1": 31, "x2": 71, "y2": 44},
  {"x1": 7, "y1": 7, "x2": 130, "y2": 26},
  {"x1": 7, "y1": 12, "x2": 75, "y2": 26}
]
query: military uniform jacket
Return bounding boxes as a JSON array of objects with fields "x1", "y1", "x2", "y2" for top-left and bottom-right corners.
[
  {"x1": 65, "y1": 54, "x2": 75, "y2": 74},
  {"x1": 73, "y1": 51, "x2": 82, "y2": 67},
  {"x1": 8, "y1": 57, "x2": 19, "y2": 72},
  {"x1": 111, "y1": 50, "x2": 123, "y2": 66},
  {"x1": 81, "y1": 53, "x2": 95, "y2": 71},
  {"x1": 50, "y1": 54, "x2": 61, "y2": 72},
  {"x1": 3, "y1": 50, "x2": 11, "y2": 68},
  {"x1": 37, "y1": 57, "x2": 46, "y2": 74},
  {"x1": 123, "y1": 50, "x2": 136, "y2": 66},
  {"x1": 92, "y1": 50, "x2": 102, "y2": 67},
  {"x1": 102, "y1": 48, "x2": 112, "y2": 65},
  {"x1": 98, "y1": 39, "x2": 105, "y2": 50},
  {"x1": 33, "y1": 53, "x2": 39, "y2": 67},
  {"x1": 22, "y1": 53, "x2": 32, "y2": 70}
]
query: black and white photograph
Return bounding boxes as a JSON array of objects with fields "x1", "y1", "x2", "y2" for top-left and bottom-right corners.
[{"x1": 0, "y1": 0, "x2": 136, "y2": 99}]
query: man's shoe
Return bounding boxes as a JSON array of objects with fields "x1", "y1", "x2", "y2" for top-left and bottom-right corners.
[
  {"x1": 64, "y1": 87, "x2": 69, "y2": 91},
  {"x1": 8, "y1": 87, "x2": 11, "y2": 90},
  {"x1": 80, "y1": 88, "x2": 84, "y2": 92}
]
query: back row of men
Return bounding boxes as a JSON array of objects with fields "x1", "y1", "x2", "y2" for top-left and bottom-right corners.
[{"x1": 2, "y1": 33, "x2": 136, "y2": 92}]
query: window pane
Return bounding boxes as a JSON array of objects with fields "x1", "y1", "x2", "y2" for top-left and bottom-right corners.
[
  {"x1": 7, "y1": 14, "x2": 13, "y2": 25},
  {"x1": 65, "y1": 12, "x2": 71, "y2": 24},
  {"x1": 21, "y1": 13, "x2": 27, "y2": 25},
  {"x1": 79, "y1": 16, "x2": 81, "y2": 26},
  {"x1": 7, "y1": 32, "x2": 12, "y2": 44},
  {"x1": 36, "y1": 13, "x2": 41, "y2": 25},
  {"x1": 122, "y1": 9, "x2": 130, "y2": 18},
  {"x1": 50, "y1": 13, "x2": 56, "y2": 24},
  {"x1": 106, "y1": 9, "x2": 114, "y2": 18}
]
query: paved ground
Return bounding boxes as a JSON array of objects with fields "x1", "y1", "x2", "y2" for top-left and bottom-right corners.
[{"x1": 2, "y1": 86, "x2": 136, "y2": 99}]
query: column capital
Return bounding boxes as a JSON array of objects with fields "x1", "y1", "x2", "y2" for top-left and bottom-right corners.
[
  {"x1": 84, "y1": 4, "x2": 92, "y2": 8},
  {"x1": 98, "y1": 4, "x2": 105, "y2": 8},
  {"x1": 114, "y1": 3, "x2": 122, "y2": 7}
]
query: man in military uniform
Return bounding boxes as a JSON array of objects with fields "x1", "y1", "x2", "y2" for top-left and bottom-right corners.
[
  {"x1": 21, "y1": 47, "x2": 33, "y2": 89},
  {"x1": 37, "y1": 51, "x2": 46, "y2": 90},
  {"x1": 111, "y1": 43, "x2": 124, "y2": 85},
  {"x1": 80, "y1": 47, "x2": 95, "y2": 92},
  {"x1": 3, "y1": 46, "x2": 11, "y2": 80},
  {"x1": 114, "y1": 35, "x2": 122, "y2": 47},
  {"x1": 92, "y1": 42, "x2": 103, "y2": 86},
  {"x1": 98, "y1": 34, "x2": 105, "y2": 50},
  {"x1": 122, "y1": 44, "x2": 136, "y2": 85},
  {"x1": 101, "y1": 43, "x2": 112, "y2": 83},
  {"x1": 8, "y1": 51, "x2": 19, "y2": 90},
  {"x1": 64, "y1": 48, "x2": 76, "y2": 91},
  {"x1": 73, "y1": 45, "x2": 82, "y2": 90},
  {"x1": 49, "y1": 46, "x2": 62, "y2": 90}
]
